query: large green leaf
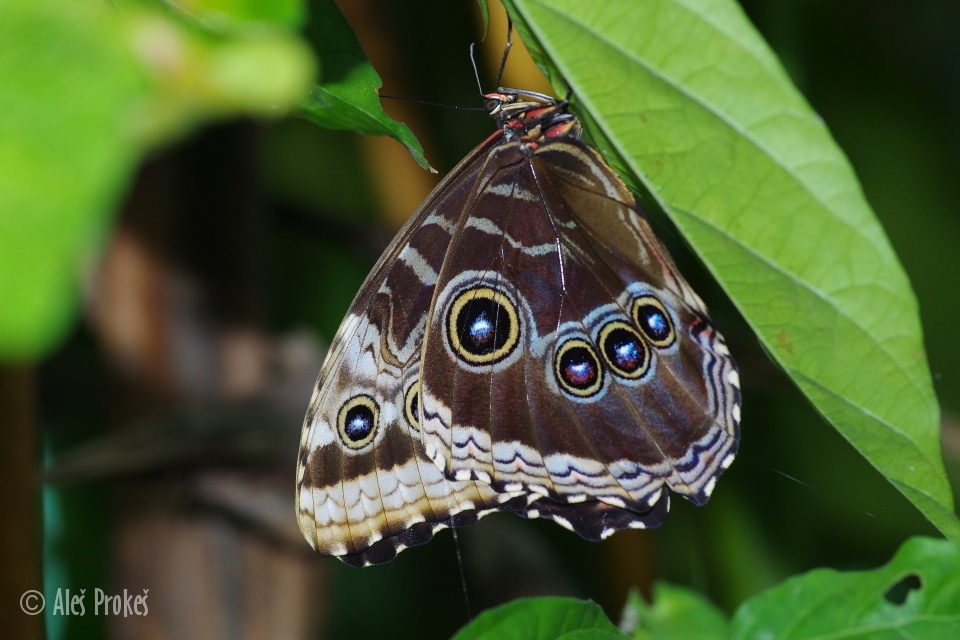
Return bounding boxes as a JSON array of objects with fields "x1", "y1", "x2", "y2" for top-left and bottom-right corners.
[
  {"x1": 452, "y1": 597, "x2": 627, "y2": 640},
  {"x1": 300, "y1": 0, "x2": 430, "y2": 170},
  {"x1": 501, "y1": 0, "x2": 957, "y2": 540},
  {"x1": 0, "y1": 0, "x2": 313, "y2": 359},
  {"x1": 731, "y1": 537, "x2": 960, "y2": 638}
]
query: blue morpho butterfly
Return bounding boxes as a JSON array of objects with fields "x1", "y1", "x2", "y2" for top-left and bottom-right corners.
[{"x1": 295, "y1": 86, "x2": 740, "y2": 566}]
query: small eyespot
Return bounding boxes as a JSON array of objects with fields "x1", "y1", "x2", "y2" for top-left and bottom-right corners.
[
  {"x1": 446, "y1": 286, "x2": 520, "y2": 366},
  {"x1": 555, "y1": 338, "x2": 603, "y2": 397},
  {"x1": 404, "y1": 381, "x2": 421, "y2": 432},
  {"x1": 598, "y1": 321, "x2": 650, "y2": 379},
  {"x1": 632, "y1": 295, "x2": 675, "y2": 348},
  {"x1": 337, "y1": 395, "x2": 379, "y2": 449}
]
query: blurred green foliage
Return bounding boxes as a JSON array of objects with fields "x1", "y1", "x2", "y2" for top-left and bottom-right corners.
[
  {"x1": 0, "y1": 0, "x2": 313, "y2": 359},
  {"x1": 0, "y1": 1, "x2": 149, "y2": 359},
  {"x1": 163, "y1": 0, "x2": 305, "y2": 30}
]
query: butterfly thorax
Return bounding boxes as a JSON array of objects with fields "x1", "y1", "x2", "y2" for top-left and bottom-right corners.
[{"x1": 484, "y1": 88, "x2": 582, "y2": 151}]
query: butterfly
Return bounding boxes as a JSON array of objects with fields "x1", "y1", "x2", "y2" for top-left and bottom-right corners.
[{"x1": 295, "y1": 88, "x2": 740, "y2": 566}]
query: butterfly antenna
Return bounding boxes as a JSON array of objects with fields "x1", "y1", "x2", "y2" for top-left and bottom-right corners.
[
  {"x1": 471, "y1": 13, "x2": 512, "y2": 96},
  {"x1": 469, "y1": 41, "x2": 485, "y2": 96},
  {"x1": 378, "y1": 93, "x2": 484, "y2": 112},
  {"x1": 494, "y1": 18, "x2": 514, "y2": 88}
]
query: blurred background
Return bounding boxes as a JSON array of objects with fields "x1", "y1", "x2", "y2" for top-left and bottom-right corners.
[{"x1": 2, "y1": 0, "x2": 959, "y2": 638}]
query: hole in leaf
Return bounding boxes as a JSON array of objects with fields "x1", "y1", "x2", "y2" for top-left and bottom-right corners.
[{"x1": 883, "y1": 573, "x2": 922, "y2": 605}]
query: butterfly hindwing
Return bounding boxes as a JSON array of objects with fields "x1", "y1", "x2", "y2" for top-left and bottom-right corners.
[
  {"x1": 521, "y1": 490, "x2": 671, "y2": 540},
  {"x1": 419, "y1": 137, "x2": 740, "y2": 518},
  {"x1": 533, "y1": 141, "x2": 741, "y2": 504}
]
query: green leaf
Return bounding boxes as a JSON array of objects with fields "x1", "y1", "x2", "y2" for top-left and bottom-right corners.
[
  {"x1": 623, "y1": 585, "x2": 728, "y2": 640},
  {"x1": 300, "y1": 0, "x2": 430, "y2": 170},
  {"x1": 0, "y1": 1, "x2": 313, "y2": 359},
  {"x1": 452, "y1": 597, "x2": 628, "y2": 640},
  {"x1": 501, "y1": 0, "x2": 957, "y2": 540},
  {"x1": 731, "y1": 537, "x2": 960, "y2": 638}
]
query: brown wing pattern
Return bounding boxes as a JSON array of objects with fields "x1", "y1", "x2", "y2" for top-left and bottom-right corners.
[
  {"x1": 298, "y1": 90, "x2": 740, "y2": 564},
  {"x1": 419, "y1": 138, "x2": 739, "y2": 527},
  {"x1": 296, "y1": 138, "x2": 532, "y2": 566}
]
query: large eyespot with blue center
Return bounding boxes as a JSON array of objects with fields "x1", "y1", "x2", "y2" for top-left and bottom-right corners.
[
  {"x1": 632, "y1": 295, "x2": 675, "y2": 348},
  {"x1": 554, "y1": 338, "x2": 604, "y2": 397},
  {"x1": 598, "y1": 321, "x2": 650, "y2": 379},
  {"x1": 446, "y1": 286, "x2": 520, "y2": 366},
  {"x1": 337, "y1": 394, "x2": 379, "y2": 450},
  {"x1": 403, "y1": 380, "x2": 421, "y2": 432}
]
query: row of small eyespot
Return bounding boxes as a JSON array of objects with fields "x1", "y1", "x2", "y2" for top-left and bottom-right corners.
[{"x1": 553, "y1": 296, "x2": 675, "y2": 397}]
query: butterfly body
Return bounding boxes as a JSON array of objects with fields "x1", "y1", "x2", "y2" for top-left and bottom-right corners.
[{"x1": 297, "y1": 90, "x2": 740, "y2": 566}]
